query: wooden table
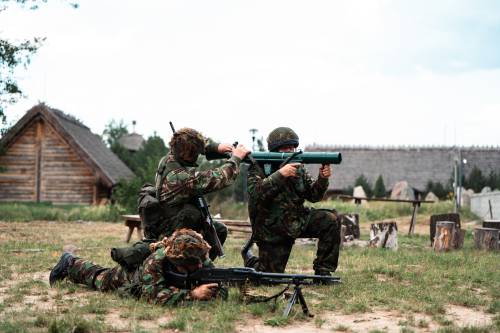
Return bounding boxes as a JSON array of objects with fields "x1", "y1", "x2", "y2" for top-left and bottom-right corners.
[
  {"x1": 122, "y1": 214, "x2": 143, "y2": 243},
  {"x1": 339, "y1": 195, "x2": 435, "y2": 235}
]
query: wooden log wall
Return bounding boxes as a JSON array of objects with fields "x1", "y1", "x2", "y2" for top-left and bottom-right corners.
[
  {"x1": 0, "y1": 118, "x2": 101, "y2": 204},
  {"x1": 40, "y1": 122, "x2": 95, "y2": 204},
  {"x1": 0, "y1": 121, "x2": 37, "y2": 201}
]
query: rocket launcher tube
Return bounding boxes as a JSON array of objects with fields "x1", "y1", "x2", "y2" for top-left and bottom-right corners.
[{"x1": 249, "y1": 151, "x2": 342, "y2": 165}]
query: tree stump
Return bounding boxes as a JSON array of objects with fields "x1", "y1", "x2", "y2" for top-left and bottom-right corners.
[
  {"x1": 430, "y1": 213, "x2": 460, "y2": 246},
  {"x1": 433, "y1": 221, "x2": 464, "y2": 251},
  {"x1": 369, "y1": 222, "x2": 398, "y2": 250},
  {"x1": 340, "y1": 225, "x2": 347, "y2": 248},
  {"x1": 482, "y1": 220, "x2": 500, "y2": 230},
  {"x1": 341, "y1": 214, "x2": 360, "y2": 239},
  {"x1": 473, "y1": 227, "x2": 499, "y2": 251}
]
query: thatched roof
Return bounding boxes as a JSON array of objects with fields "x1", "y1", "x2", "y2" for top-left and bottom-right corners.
[
  {"x1": 305, "y1": 144, "x2": 500, "y2": 192},
  {"x1": 0, "y1": 104, "x2": 134, "y2": 187},
  {"x1": 118, "y1": 133, "x2": 145, "y2": 152}
]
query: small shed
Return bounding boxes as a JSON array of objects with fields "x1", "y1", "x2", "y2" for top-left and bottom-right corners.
[
  {"x1": 118, "y1": 132, "x2": 145, "y2": 152},
  {"x1": 0, "y1": 104, "x2": 134, "y2": 204}
]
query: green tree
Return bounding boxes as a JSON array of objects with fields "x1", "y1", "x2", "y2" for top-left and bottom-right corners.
[
  {"x1": 425, "y1": 180, "x2": 448, "y2": 199},
  {"x1": 354, "y1": 174, "x2": 373, "y2": 198},
  {"x1": 112, "y1": 133, "x2": 168, "y2": 212},
  {"x1": 373, "y1": 175, "x2": 386, "y2": 198},
  {"x1": 102, "y1": 119, "x2": 128, "y2": 147},
  {"x1": 465, "y1": 165, "x2": 487, "y2": 193},
  {"x1": 487, "y1": 170, "x2": 500, "y2": 191}
]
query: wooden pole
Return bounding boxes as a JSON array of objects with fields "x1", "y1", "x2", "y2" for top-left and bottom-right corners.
[{"x1": 408, "y1": 202, "x2": 420, "y2": 235}]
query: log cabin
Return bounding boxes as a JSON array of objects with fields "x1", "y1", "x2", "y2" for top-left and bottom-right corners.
[{"x1": 0, "y1": 104, "x2": 134, "y2": 204}]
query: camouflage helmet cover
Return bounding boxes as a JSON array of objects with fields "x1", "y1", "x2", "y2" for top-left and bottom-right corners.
[
  {"x1": 162, "y1": 228, "x2": 211, "y2": 266},
  {"x1": 267, "y1": 127, "x2": 299, "y2": 152},
  {"x1": 169, "y1": 128, "x2": 205, "y2": 163}
]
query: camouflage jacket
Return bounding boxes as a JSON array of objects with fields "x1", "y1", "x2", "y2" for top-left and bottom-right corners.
[
  {"x1": 139, "y1": 248, "x2": 214, "y2": 305},
  {"x1": 158, "y1": 148, "x2": 241, "y2": 206},
  {"x1": 247, "y1": 164, "x2": 329, "y2": 243}
]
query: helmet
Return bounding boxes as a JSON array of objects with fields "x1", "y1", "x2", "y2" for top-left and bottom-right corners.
[
  {"x1": 267, "y1": 127, "x2": 299, "y2": 152},
  {"x1": 169, "y1": 128, "x2": 205, "y2": 164},
  {"x1": 163, "y1": 228, "x2": 211, "y2": 266}
]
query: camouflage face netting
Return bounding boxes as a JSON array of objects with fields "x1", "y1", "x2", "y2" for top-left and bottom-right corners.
[
  {"x1": 169, "y1": 128, "x2": 206, "y2": 163},
  {"x1": 154, "y1": 228, "x2": 211, "y2": 266},
  {"x1": 266, "y1": 127, "x2": 299, "y2": 152}
]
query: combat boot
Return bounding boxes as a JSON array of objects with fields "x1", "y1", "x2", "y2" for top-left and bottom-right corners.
[
  {"x1": 241, "y1": 247, "x2": 258, "y2": 267},
  {"x1": 241, "y1": 238, "x2": 257, "y2": 267},
  {"x1": 49, "y1": 252, "x2": 76, "y2": 286}
]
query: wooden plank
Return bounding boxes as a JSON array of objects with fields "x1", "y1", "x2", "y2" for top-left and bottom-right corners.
[
  {"x1": 38, "y1": 121, "x2": 96, "y2": 205},
  {"x1": 227, "y1": 226, "x2": 252, "y2": 234},
  {"x1": 35, "y1": 120, "x2": 43, "y2": 202},
  {"x1": 122, "y1": 214, "x2": 141, "y2": 221},
  {"x1": 0, "y1": 121, "x2": 37, "y2": 202}
]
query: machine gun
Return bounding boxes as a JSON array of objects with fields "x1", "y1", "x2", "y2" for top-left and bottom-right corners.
[{"x1": 165, "y1": 267, "x2": 341, "y2": 317}]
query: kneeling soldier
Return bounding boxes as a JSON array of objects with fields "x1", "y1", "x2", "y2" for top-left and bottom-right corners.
[
  {"x1": 50, "y1": 229, "x2": 224, "y2": 304},
  {"x1": 244, "y1": 127, "x2": 341, "y2": 278}
]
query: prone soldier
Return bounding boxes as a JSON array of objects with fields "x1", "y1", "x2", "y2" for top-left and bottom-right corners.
[{"x1": 50, "y1": 229, "x2": 225, "y2": 304}]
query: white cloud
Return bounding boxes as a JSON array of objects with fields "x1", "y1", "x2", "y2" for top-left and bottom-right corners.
[{"x1": 2, "y1": 0, "x2": 500, "y2": 148}]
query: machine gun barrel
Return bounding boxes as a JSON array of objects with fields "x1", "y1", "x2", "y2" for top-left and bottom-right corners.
[{"x1": 165, "y1": 267, "x2": 341, "y2": 289}]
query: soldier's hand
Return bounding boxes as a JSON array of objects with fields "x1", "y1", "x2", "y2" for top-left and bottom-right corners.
[
  {"x1": 279, "y1": 163, "x2": 301, "y2": 178},
  {"x1": 218, "y1": 143, "x2": 233, "y2": 154},
  {"x1": 319, "y1": 164, "x2": 332, "y2": 178},
  {"x1": 232, "y1": 144, "x2": 250, "y2": 160},
  {"x1": 190, "y1": 283, "x2": 220, "y2": 300}
]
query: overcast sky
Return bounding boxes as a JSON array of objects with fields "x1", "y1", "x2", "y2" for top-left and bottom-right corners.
[{"x1": 2, "y1": 0, "x2": 500, "y2": 150}]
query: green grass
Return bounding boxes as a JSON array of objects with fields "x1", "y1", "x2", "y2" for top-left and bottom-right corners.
[
  {"x1": 0, "y1": 218, "x2": 498, "y2": 333},
  {"x1": 312, "y1": 199, "x2": 479, "y2": 222},
  {"x1": 0, "y1": 202, "x2": 125, "y2": 222},
  {"x1": 0, "y1": 199, "x2": 479, "y2": 224}
]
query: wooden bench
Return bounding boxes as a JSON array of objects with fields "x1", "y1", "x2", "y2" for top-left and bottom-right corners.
[
  {"x1": 121, "y1": 216, "x2": 252, "y2": 242},
  {"x1": 122, "y1": 214, "x2": 143, "y2": 243}
]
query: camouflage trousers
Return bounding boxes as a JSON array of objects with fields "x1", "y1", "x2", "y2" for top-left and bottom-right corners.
[
  {"x1": 68, "y1": 258, "x2": 134, "y2": 292},
  {"x1": 248, "y1": 209, "x2": 341, "y2": 273}
]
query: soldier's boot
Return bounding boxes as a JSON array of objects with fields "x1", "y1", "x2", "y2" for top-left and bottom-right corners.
[
  {"x1": 49, "y1": 252, "x2": 77, "y2": 286},
  {"x1": 241, "y1": 238, "x2": 259, "y2": 267},
  {"x1": 241, "y1": 248, "x2": 260, "y2": 268},
  {"x1": 314, "y1": 270, "x2": 337, "y2": 286}
]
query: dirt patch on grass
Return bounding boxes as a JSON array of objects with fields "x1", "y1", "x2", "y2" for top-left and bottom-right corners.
[
  {"x1": 446, "y1": 305, "x2": 494, "y2": 327},
  {"x1": 237, "y1": 306, "x2": 494, "y2": 333}
]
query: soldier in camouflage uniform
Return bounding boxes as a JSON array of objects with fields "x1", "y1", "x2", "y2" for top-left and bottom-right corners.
[
  {"x1": 244, "y1": 127, "x2": 341, "y2": 277},
  {"x1": 49, "y1": 229, "x2": 224, "y2": 304},
  {"x1": 149, "y1": 128, "x2": 249, "y2": 260}
]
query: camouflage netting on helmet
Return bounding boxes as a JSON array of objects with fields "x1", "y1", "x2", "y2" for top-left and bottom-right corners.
[
  {"x1": 150, "y1": 228, "x2": 211, "y2": 266},
  {"x1": 267, "y1": 127, "x2": 299, "y2": 152},
  {"x1": 169, "y1": 127, "x2": 205, "y2": 163}
]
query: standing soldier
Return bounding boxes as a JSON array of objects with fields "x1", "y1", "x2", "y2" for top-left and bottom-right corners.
[
  {"x1": 243, "y1": 127, "x2": 341, "y2": 278},
  {"x1": 50, "y1": 229, "x2": 225, "y2": 304},
  {"x1": 146, "y1": 127, "x2": 249, "y2": 260}
]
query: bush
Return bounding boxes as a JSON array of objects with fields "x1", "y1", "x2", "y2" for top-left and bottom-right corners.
[{"x1": 373, "y1": 175, "x2": 386, "y2": 198}]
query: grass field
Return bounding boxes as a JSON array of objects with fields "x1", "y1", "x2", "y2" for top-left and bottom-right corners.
[{"x1": 0, "y1": 207, "x2": 498, "y2": 333}]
